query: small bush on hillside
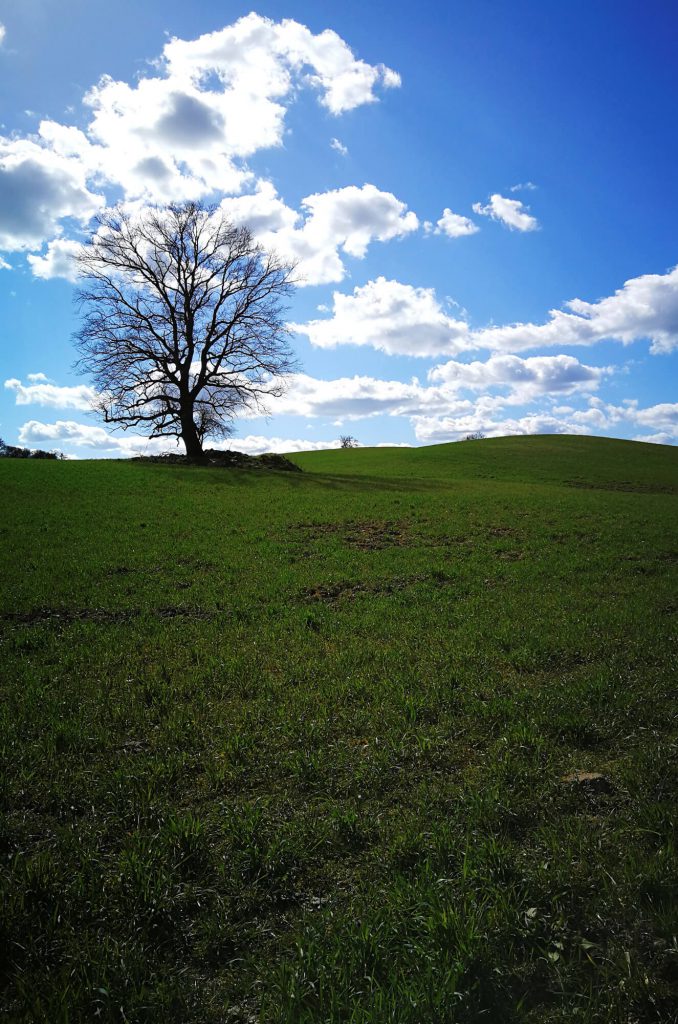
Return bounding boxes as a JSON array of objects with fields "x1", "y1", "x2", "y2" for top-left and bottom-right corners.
[{"x1": 0, "y1": 438, "x2": 61, "y2": 459}]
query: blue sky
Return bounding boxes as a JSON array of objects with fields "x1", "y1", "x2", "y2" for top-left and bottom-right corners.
[{"x1": 1, "y1": 0, "x2": 677, "y2": 456}]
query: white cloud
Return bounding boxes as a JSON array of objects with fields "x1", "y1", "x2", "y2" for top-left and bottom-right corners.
[
  {"x1": 472, "y1": 193, "x2": 538, "y2": 232},
  {"x1": 472, "y1": 265, "x2": 678, "y2": 354},
  {"x1": 510, "y1": 181, "x2": 537, "y2": 192},
  {"x1": 434, "y1": 208, "x2": 479, "y2": 238},
  {"x1": 18, "y1": 419, "x2": 132, "y2": 451},
  {"x1": 222, "y1": 182, "x2": 418, "y2": 285},
  {"x1": 27, "y1": 237, "x2": 83, "y2": 281},
  {"x1": 289, "y1": 264, "x2": 678, "y2": 359},
  {"x1": 16, "y1": 418, "x2": 341, "y2": 456},
  {"x1": 263, "y1": 355, "x2": 609, "y2": 422},
  {"x1": 429, "y1": 353, "x2": 609, "y2": 401},
  {"x1": 26, "y1": 238, "x2": 82, "y2": 281},
  {"x1": 0, "y1": 14, "x2": 399, "y2": 254},
  {"x1": 164, "y1": 14, "x2": 400, "y2": 116},
  {"x1": 5, "y1": 377, "x2": 97, "y2": 409},
  {"x1": 413, "y1": 410, "x2": 589, "y2": 443},
  {"x1": 0, "y1": 254, "x2": 10, "y2": 269},
  {"x1": 289, "y1": 263, "x2": 678, "y2": 360},
  {"x1": 330, "y1": 137, "x2": 348, "y2": 156},
  {"x1": 0, "y1": 24, "x2": 5, "y2": 47},
  {"x1": 77, "y1": 14, "x2": 397, "y2": 201},
  {"x1": 632, "y1": 432, "x2": 675, "y2": 446},
  {"x1": 292, "y1": 276, "x2": 470, "y2": 356},
  {"x1": 228, "y1": 434, "x2": 340, "y2": 455},
  {"x1": 633, "y1": 402, "x2": 678, "y2": 431},
  {"x1": 0, "y1": 138, "x2": 104, "y2": 250},
  {"x1": 268, "y1": 373, "x2": 444, "y2": 419}
]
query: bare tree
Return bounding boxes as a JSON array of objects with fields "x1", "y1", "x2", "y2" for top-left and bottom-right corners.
[
  {"x1": 74, "y1": 202, "x2": 296, "y2": 459},
  {"x1": 339, "y1": 435, "x2": 359, "y2": 448}
]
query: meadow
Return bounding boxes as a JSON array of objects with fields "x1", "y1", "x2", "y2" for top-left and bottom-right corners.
[{"x1": 1, "y1": 435, "x2": 677, "y2": 1023}]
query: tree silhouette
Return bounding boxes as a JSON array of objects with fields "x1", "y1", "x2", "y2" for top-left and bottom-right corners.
[{"x1": 75, "y1": 202, "x2": 296, "y2": 458}]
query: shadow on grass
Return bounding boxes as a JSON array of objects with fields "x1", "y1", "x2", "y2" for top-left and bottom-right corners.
[{"x1": 134, "y1": 462, "x2": 446, "y2": 494}]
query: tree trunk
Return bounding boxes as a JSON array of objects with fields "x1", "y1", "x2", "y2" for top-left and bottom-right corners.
[{"x1": 180, "y1": 412, "x2": 204, "y2": 460}]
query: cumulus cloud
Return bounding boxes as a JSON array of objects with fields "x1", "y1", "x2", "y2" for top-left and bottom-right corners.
[
  {"x1": 0, "y1": 13, "x2": 399, "y2": 255},
  {"x1": 81, "y1": 14, "x2": 397, "y2": 199},
  {"x1": 288, "y1": 265, "x2": 678, "y2": 359},
  {"x1": 268, "y1": 373, "x2": 442, "y2": 420},
  {"x1": 472, "y1": 193, "x2": 538, "y2": 231},
  {"x1": 227, "y1": 434, "x2": 340, "y2": 455},
  {"x1": 221, "y1": 182, "x2": 418, "y2": 285},
  {"x1": 633, "y1": 402, "x2": 678, "y2": 431},
  {"x1": 434, "y1": 208, "x2": 479, "y2": 238},
  {"x1": 423, "y1": 396, "x2": 678, "y2": 445},
  {"x1": 292, "y1": 277, "x2": 470, "y2": 356},
  {"x1": 330, "y1": 137, "x2": 348, "y2": 156},
  {"x1": 0, "y1": 138, "x2": 104, "y2": 250},
  {"x1": 472, "y1": 265, "x2": 678, "y2": 354},
  {"x1": 632, "y1": 432, "x2": 675, "y2": 446},
  {"x1": 18, "y1": 419, "x2": 131, "y2": 451},
  {"x1": 430, "y1": 353, "x2": 609, "y2": 401},
  {"x1": 164, "y1": 14, "x2": 400, "y2": 116},
  {"x1": 16, "y1": 418, "x2": 340, "y2": 456},
  {"x1": 413, "y1": 410, "x2": 588, "y2": 443},
  {"x1": 79, "y1": 15, "x2": 398, "y2": 201},
  {"x1": 0, "y1": 23, "x2": 5, "y2": 47},
  {"x1": 27, "y1": 238, "x2": 82, "y2": 281},
  {"x1": 263, "y1": 354, "x2": 609, "y2": 422},
  {"x1": 5, "y1": 377, "x2": 97, "y2": 409}
]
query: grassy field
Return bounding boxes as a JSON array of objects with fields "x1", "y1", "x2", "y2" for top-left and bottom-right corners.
[{"x1": 1, "y1": 435, "x2": 677, "y2": 1023}]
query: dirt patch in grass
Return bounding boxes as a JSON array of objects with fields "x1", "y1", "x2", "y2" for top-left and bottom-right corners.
[
  {"x1": 566, "y1": 479, "x2": 677, "y2": 495},
  {"x1": 487, "y1": 525, "x2": 521, "y2": 538},
  {"x1": 301, "y1": 570, "x2": 461, "y2": 604},
  {"x1": 1, "y1": 605, "x2": 217, "y2": 627},
  {"x1": 106, "y1": 557, "x2": 216, "y2": 578},
  {"x1": 302, "y1": 573, "x2": 429, "y2": 603},
  {"x1": 297, "y1": 519, "x2": 412, "y2": 551}
]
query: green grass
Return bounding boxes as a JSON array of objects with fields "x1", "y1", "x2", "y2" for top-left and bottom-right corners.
[{"x1": 1, "y1": 435, "x2": 677, "y2": 1023}]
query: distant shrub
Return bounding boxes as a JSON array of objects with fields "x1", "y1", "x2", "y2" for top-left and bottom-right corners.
[
  {"x1": 339, "y1": 435, "x2": 359, "y2": 448},
  {"x1": 0, "y1": 437, "x2": 61, "y2": 460},
  {"x1": 463, "y1": 432, "x2": 486, "y2": 441}
]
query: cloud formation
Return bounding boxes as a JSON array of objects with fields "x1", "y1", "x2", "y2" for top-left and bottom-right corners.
[
  {"x1": 434, "y1": 208, "x2": 479, "y2": 238},
  {"x1": 472, "y1": 193, "x2": 538, "y2": 231},
  {"x1": 17, "y1": 418, "x2": 341, "y2": 456},
  {"x1": 221, "y1": 182, "x2": 418, "y2": 285},
  {"x1": 292, "y1": 276, "x2": 470, "y2": 356},
  {"x1": 429, "y1": 353, "x2": 608, "y2": 401},
  {"x1": 294, "y1": 264, "x2": 678, "y2": 359},
  {"x1": 27, "y1": 238, "x2": 82, "y2": 281},
  {"x1": 473, "y1": 265, "x2": 678, "y2": 354},
  {"x1": 0, "y1": 13, "x2": 400, "y2": 253},
  {"x1": 0, "y1": 139, "x2": 103, "y2": 250},
  {"x1": 412, "y1": 396, "x2": 678, "y2": 444},
  {"x1": 266, "y1": 353, "x2": 609, "y2": 421},
  {"x1": 5, "y1": 377, "x2": 96, "y2": 409}
]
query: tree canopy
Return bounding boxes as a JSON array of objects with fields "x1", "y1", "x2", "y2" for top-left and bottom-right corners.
[{"x1": 75, "y1": 202, "x2": 296, "y2": 458}]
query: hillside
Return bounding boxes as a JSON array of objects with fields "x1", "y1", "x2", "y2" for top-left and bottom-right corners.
[
  {"x1": 1, "y1": 436, "x2": 677, "y2": 1023},
  {"x1": 293, "y1": 433, "x2": 678, "y2": 488}
]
